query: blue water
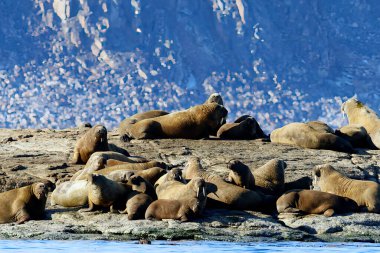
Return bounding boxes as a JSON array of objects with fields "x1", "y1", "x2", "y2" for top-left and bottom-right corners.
[{"x1": 0, "y1": 240, "x2": 379, "y2": 253}]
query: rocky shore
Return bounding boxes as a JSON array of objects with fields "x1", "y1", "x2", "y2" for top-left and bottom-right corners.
[{"x1": 0, "y1": 127, "x2": 380, "y2": 242}]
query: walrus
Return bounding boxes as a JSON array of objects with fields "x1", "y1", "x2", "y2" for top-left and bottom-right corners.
[
  {"x1": 121, "y1": 192, "x2": 153, "y2": 220},
  {"x1": 127, "y1": 175, "x2": 157, "y2": 199},
  {"x1": 127, "y1": 103, "x2": 228, "y2": 139},
  {"x1": 106, "y1": 158, "x2": 152, "y2": 167},
  {"x1": 217, "y1": 117, "x2": 259, "y2": 140},
  {"x1": 284, "y1": 176, "x2": 312, "y2": 192},
  {"x1": 252, "y1": 159, "x2": 286, "y2": 196},
  {"x1": 145, "y1": 198, "x2": 203, "y2": 222},
  {"x1": 313, "y1": 164, "x2": 380, "y2": 213},
  {"x1": 341, "y1": 97, "x2": 380, "y2": 149},
  {"x1": 80, "y1": 174, "x2": 130, "y2": 213},
  {"x1": 145, "y1": 177, "x2": 207, "y2": 221},
  {"x1": 70, "y1": 151, "x2": 148, "y2": 181},
  {"x1": 74, "y1": 161, "x2": 167, "y2": 181},
  {"x1": 119, "y1": 110, "x2": 170, "y2": 142},
  {"x1": 51, "y1": 180, "x2": 88, "y2": 207},
  {"x1": 183, "y1": 157, "x2": 274, "y2": 211},
  {"x1": 234, "y1": 115, "x2": 268, "y2": 138},
  {"x1": 205, "y1": 93, "x2": 224, "y2": 105},
  {"x1": 335, "y1": 125, "x2": 376, "y2": 149},
  {"x1": 154, "y1": 168, "x2": 184, "y2": 189},
  {"x1": 276, "y1": 189, "x2": 358, "y2": 217},
  {"x1": 156, "y1": 174, "x2": 206, "y2": 200},
  {"x1": 72, "y1": 125, "x2": 129, "y2": 164},
  {"x1": 0, "y1": 182, "x2": 51, "y2": 224},
  {"x1": 226, "y1": 160, "x2": 255, "y2": 190},
  {"x1": 270, "y1": 121, "x2": 354, "y2": 153},
  {"x1": 119, "y1": 175, "x2": 154, "y2": 219},
  {"x1": 106, "y1": 167, "x2": 166, "y2": 185}
]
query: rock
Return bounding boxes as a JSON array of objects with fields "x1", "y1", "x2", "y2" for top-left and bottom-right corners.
[{"x1": 0, "y1": 128, "x2": 380, "y2": 242}]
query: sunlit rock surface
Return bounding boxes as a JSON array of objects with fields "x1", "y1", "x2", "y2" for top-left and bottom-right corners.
[{"x1": 0, "y1": 128, "x2": 380, "y2": 241}]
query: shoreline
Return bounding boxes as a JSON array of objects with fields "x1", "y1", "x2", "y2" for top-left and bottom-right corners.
[{"x1": 0, "y1": 127, "x2": 380, "y2": 242}]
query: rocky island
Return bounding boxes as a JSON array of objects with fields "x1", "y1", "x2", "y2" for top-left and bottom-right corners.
[{"x1": 0, "y1": 127, "x2": 379, "y2": 242}]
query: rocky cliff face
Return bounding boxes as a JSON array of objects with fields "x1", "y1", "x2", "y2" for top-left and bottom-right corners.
[
  {"x1": 1, "y1": 0, "x2": 380, "y2": 132},
  {"x1": 0, "y1": 128, "x2": 380, "y2": 242}
]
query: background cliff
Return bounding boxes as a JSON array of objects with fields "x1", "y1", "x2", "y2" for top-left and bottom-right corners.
[{"x1": 1, "y1": 0, "x2": 380, "y2": 131}]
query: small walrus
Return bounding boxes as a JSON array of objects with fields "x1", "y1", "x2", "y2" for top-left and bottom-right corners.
[
  {"x1": 51, "y1": 180, "x2": 88, "y2": 207},
  {"x1": 335, "y1": 125, "x2": 375, "y2": 148},
  {"x1": 0, "y1": 182, "x2": 51, "y2": 224},
  {"x1": 252, "y1": 159, "x2": 286, "y2": 196},
  {"x1": 235, "y1": 115, "x2": 268, "y2": 138},
  {"x1": 145, "y1": 178, "x2": 207, "y2": 222},
  {"x1": 119, "y1": 110, "x2": 169, "y2": 142},
  {"x1": 119, "y1": 175, "x2": 154, "y2": 220},
  {"x1": 313, "y1": 164, "x2": 380, "y2": 213},
  {"x1": 72, "y1": 125, "x2": 129, "y2": 164},
  {"x1": 341, "y1": 97, "x2": 380, "y2": 149},
  {"x1": 145, "y1": 198, "x2": 203, "y2": 222},
  {"x1": 127, "y1": 103, "x2": 228, "y2": 139},
  {"x1": 80, "y1": 174, "x2": 130, "y2": 213},
  {"x1": 270, "y1": 121, "x2": 354, "y2": 153},
  {"x1": 226, "y1": 160, "x2": 255, "y2": 190},
  {"x1": 217, "y1": 116, "x2": 267, "y2": 140},
  {"x1": 183, "y1": 157, "x2": 274, "y2": 211},
  {"x1": 276, "y1": 189, "x2": 358, "y2": 217}
]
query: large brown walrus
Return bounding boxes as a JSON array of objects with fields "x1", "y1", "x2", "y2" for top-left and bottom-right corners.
[
  {"x1": 127, "y1": 103, "x2": 228, "y2": 139},
  {"x1": 276, "y1": 189, "x2": 358, "y2": 216},
  {"x1": 270, "y1": 121, "x2": 354, "y2": 153},
  {"x1": 341, "y1": 97, "x2": 380, "y2": 149},
  {"x1": 72, "y1": 125, "x2": 129, "y2": 164},
  {"x1": 313, "y1": 164, "x2": 380, "y2": 213},
  {"x1": 0, "y1": 182, "x2": 52, "y2": 224},
  {"x1": 183, "y1": 157, "x2": 274, "y2": 211}
]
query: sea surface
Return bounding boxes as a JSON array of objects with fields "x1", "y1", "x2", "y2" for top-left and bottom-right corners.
[{"x1": 1, "y1": 240, "x2": 380, "y2": 253}]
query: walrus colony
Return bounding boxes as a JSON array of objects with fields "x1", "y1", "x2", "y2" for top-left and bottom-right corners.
[{"x1": 1, "y1": 94, "x2": 380, "y2": 224}]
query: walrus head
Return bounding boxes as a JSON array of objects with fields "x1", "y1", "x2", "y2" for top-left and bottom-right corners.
[
  {"x1": 183, "y1": 156, "x2": 204, "y2": 179},
  {"x1": 93, "y1": 125, "x2": 108, "y2": 145},
  {"x1": 192, "y1": 177, "x2": 207, "y2": 199},
  {"x1": 87, "y1": 173, "x2": 105, "y2": 186},
  {"x1": 227, "y1": 160, "x2": 249, "y2": 173},
  {"x1": 206, "y1": 104, "x2": 228, "y2": 134},
  {"x1": 167, "y1": 168, "x2": 184, "y2": 182},
  {"x1": 312, "y1": 164, "x2": 338, "y2": 190},
  {"x1": 33, "y1": 182, "x2": 49, "y2": 200},
  {"x1": 129, "y1": 175, "x2": 147, "y2": 193},
  {"x1": 205, "y1": 93, "x2": 224, "y2": 105}
]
